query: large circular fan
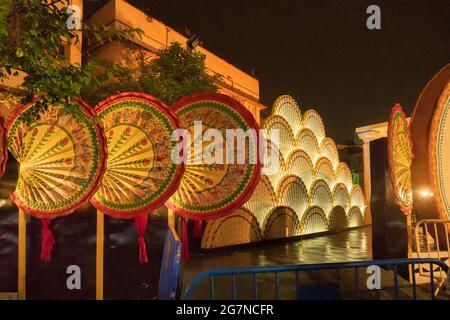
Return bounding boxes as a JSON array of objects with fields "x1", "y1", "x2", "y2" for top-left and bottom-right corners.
[
  {"x1": 91, "y1": 92, "x2": 184, "y2": 218},
  {"x1": 6, "y1": 99, "x2": 106, "y2": 218},
  {"x1": 387, "y1": 103, "x2": 414, "y2": 215},
  {"x1": 0, "y1": 117, "x2": 7, "y2": 178},
  {"x1": 167, "y1": 93, "x2": 261, "y2": 220},
  {"x1": 429, "y1": 83, "x2": 450, "y2": 219}
]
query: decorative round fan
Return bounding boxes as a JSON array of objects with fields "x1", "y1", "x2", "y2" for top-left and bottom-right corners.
[
  {"x1": 429, "y1": 83, "x2": 450, "y2": 219},
  {"x1": 0, "y1": 117, "x2": 7, "y2": 178},
  {"x1": 91, "y1": 92, "x2": 184, "y2": 218},
  {"x1": 387, "y1": 103, "x2": 414, "y2": 215},
  {"x1": 166, "y1": 93, "x2": 261, "y2": 220},
  {"x1": 6, "y1": 99, "x2": 106, "y2": 218}
]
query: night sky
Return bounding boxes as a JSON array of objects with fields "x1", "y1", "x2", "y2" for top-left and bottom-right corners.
[{"x1": 89, "y1": 0, "x2": 450, "y2": 143}]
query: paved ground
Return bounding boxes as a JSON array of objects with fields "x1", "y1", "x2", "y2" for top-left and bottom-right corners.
[{"x1": 181, "y1": 227, "x2": 374, "y2": 299}]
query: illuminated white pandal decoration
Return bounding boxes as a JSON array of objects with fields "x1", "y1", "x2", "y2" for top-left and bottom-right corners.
[
  {"x1": 332, "y1": 183, "x2": 351, "y2": 212},
  {"x1": 300, "y1": 206, "x2": 328, "y2": 235},
  {"x1": 201, "y1": 95, "x2": 368, "y2": 249},
  {"x1": 348, "y1": 206, "x2": 364, "y2": 227},
  {"x1": 295, "y1": 128, "x2": 320, "y2": 164},
  {"x1": 303, "y1": 109, "x2": 326, "y2": 144},
  {"x1": 329, "y1": 206, "x2": 348, "y2": 230},
  {"x1": 350, "y1": 184, "x2": 366, "y2": 211},
  {"x1": 201, "y1": 207, "x2": 263, "y2": 249},
  {"x1": 272, "y1": 95, "x2": 303, "y2": 136},
  {"x1": 336, "y1": 162, "x2": 354, "y2": 191},
  {"x1": 263, "y1": 206, "x2": 300, "y2": 239},
  {"x1": 286, "y1": 149, "x2": 315, "y2": 190},
  {"x1": 243, "y1": 176, "x2": 277, "y2": 225},
  {"x1": 263, "y1": 115, "x2": 294, "y2": 161},
  {"x1": 262, "y1": 139, "x2": 286, "y2": 190},
  {"x1": 310, "y1": 179, "x2": 333, "y2": 216},
  {"x1": 320, "y1": 138, "x2": 339, "y2": 169},
  {"x1": 315, "y1": 157, "x2": 336, "y2": 188},
  {"x1": 277, "y1": 175, "x2": 309, "y2": 221}
]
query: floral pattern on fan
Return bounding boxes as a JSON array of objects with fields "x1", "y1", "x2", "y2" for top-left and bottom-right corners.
[
  {"x1": 167, "y1": 93, "x2": 261, "y2": 220},
  {"x1": 6, "y1": 99, "x2": 105, "y2": 218},
  {"x1": 387, "y1": 103, "x2": 414, "y2": 215},
  {"x1": 91, "y1": 93, "x2": 184, "y2": 218},
  {"x1": 0, "y1": 117, "x2": 7, "y2": 178}
]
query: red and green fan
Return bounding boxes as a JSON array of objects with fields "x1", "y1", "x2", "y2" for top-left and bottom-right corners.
[
  {"x1": 166, "y1": 93, "x2": 261, "y2": 259},
  {"x1": 387, "y1": 103, "x2": 414, "y2": 215},
  {"x1": 91, "y1": 92, "x2": 184, "y2": 263},
  {"x1": 0, "y1": 117, "x2": 7, "y2": 178},
  {"x1": 6, "y1": 98, "x2": 106, "y2": 261}
]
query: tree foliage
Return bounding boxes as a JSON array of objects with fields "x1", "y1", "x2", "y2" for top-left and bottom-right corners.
[
  {"x1": 82, "y1": 42, "x2": 220, "y2": 106},
  {"x1": 0, "y1": 0, "x2": 142, "y2": 121}
]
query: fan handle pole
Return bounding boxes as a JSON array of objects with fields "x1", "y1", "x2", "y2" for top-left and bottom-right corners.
[
  {"x1": 96, "y1": 210, "x2": 104, "y2": 300},
  {"x1": 18, "y1": 208, "x2": 26, "y2": 300}
]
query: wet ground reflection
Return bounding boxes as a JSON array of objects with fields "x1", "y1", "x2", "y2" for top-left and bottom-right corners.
[{"x1": 182, "y1": 226, "x2": 372, "y2": 298}]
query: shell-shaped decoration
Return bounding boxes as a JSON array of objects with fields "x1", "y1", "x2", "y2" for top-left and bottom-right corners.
[
  {"x1": 300, "y1": 206, "x2": 328, "y2": 235},
  {"x1": 332, "y1": 183, "x2": 351, "y2": 211},
  {"x1": 329, "y1": 206, "x2": 348, "y2": 230},
  {"x1": 315, "y1": 157, "x2": 336, "y2": 188},
  {"x1": 310, "y1": 179, "x2": 332, "y2": 215},
  {"x1": 272, "y1": 95, "x2": 302, "y2": 136},
  {"x1": 262, "y1": 115, "x2": 294, "y2": 160},
  {"x1": 277, "y1": 175, "x2": 309, "y2": 220},
  {"x1": 336, "y1": 162, "x2": 353, "y2": 191},
  {"x1": 350, "y1": 184, "x2": 365, "y2": 211},
  {"x1": 263, "y1": 206, "x2": 300, "y2": 239},
  {"x1": 348, "y1": 206, "x2": 364, "y2": 227},
  {"x1": 243, "y1": 176, "x2": 277, "y2": 225},
  {"x1": 286, "y1": 149, "x2": 315, "y2": 189},
  {"x1": 302, "y1": 109, "x2": 325, "y2": 143},
  {"x1": 320, "y1": 137, "x2": 339, "y2": 169},
  {"x1": 201, "y1": 208, "x2": 262, "y2": 249},
  {"x1": 295, "y1": 128, "x2": 320, "y2": 163}
]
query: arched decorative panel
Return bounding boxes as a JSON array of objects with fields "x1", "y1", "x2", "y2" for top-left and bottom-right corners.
[
  {"x1": 348, "y1": 206, "x2": 364, "y2": 227},
  {"x1": 295, "y1": 128, "x2": 320, "y2": 163},
  {"x1": 243, "y1": 176, "x2": 277, "y2": 225},
  {"x1": 332, "y1": 183, "x2": 350, "y2": 211},
  {"x1": 272, "y1": 95, "x2": 302, "y2": 136},
  {"x1": 263, "y1": 206, "x2": 300, "y2": 240},
  {"x1": 315, "y1": 157, "x2": 336, "y2": 188},
  {"x1": 302, "y1": 109, "x2": 326, "y2": 143},
  {"x1": 310, "y1": 179, "x2": 332, "y2": 215},
  {"x1": 329, "y1": 206, "x2": 348, "y2": 230},
  {"x1": 262, "y1": 139, "x2": 286, "y2": 190},
  {"x1": 336, "y1": 162, "x2": 353, "y2": 191},
  {"x1": 300, "y1": 206, "x2": 328, "y2": 235},
  {"x1": 277, "y1": 175, "x2": 309, "y2": 220},
  {"x1": 320, "y1": 137, "x2": 339, "y2": 169},
  {"x1": 262, "y1": 115, "x2": 294, "y2": 160},
  {"x1": 350, "y1": 184, "x2": 366, "y2": 211},
  {"x1": 201, "y1": 208, "x2": 263, "y2": 249},
  {"x1": 286, "y1": 149, "x2": 315, "y2": 189}
]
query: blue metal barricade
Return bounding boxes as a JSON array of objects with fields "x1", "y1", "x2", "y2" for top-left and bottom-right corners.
[
  {"x1": 184, "y1": 258, "x2": 448, "y2": 300},
  {"x1": 158, "y1": 225, "x2": 182, "y2": 300}
]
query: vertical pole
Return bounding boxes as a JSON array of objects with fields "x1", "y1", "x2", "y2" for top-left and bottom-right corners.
[
  {"x1": 168, "y1": 208, "x2": 175, "y2": 229},
  {"x1": 18, "y1": 208, "x2": 26, "y2": 300},
  {"x1": 96, "y1": 210, "x2": 104, "y2": 300}
]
